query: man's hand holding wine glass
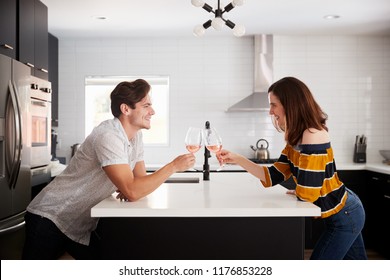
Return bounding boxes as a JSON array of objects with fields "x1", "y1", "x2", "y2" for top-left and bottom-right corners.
[
  {"x1": 185, "y1": 127, "x2": 203, "y2": 154},
  {"x1": 203, "y1": 127, "x2": 225, "y2": 171}
]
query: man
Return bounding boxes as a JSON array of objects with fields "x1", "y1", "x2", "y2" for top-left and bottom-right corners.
[{"x1": 22, "y1": 79, "x2": 195, "y2": 259}]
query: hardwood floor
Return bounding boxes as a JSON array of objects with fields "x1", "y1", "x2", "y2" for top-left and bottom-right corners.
[
  {"x1": 304, "y1": 249, "x2": 387, "y2": 260},
  {"x1": 366, "y1": 249, "x2": 387, "y2": 260},
  {"x1": 61, "y1": 249, "x2": 386, "y2": 260},
  {"x1": 60, "y1": 250, "x2": 386, "y2": 260}
]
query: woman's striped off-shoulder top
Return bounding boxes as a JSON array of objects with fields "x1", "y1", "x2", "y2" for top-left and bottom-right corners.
[{"x1": 261, "y1": 142, "x2": 347, "y2": 218}]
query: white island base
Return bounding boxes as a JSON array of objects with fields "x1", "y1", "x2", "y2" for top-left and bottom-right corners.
[{"x1": 92, "y1": 173, "x2": 320, "y2": 260}]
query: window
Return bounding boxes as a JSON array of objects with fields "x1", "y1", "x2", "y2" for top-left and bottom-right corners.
[{"x1": 85, "y1": 76, "x2": 169, "y2": 145}]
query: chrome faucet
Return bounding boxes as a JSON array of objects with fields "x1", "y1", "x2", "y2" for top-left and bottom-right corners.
[{"x1": 203, "y1": 121, "x2": 211, "y2": 181}]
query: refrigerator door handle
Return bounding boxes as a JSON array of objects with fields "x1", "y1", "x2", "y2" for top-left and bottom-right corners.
[
  {"x1": 0, "y1": 120, "x2": 4, "y2": 178},
  {"x1": 11, "y1": 80, "x2": 23, "y2": 169},
  {"x1": 5, "y1": 80, "x2": 22, "y2": 188},
  {"x1": 0, "y1": 221, "x2": 25, "y2": 234}
]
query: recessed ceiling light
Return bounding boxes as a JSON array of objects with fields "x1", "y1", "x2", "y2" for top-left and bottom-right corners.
[
  {"x1": 323, "y1": 15, "x2": 340, "y2": 20},
  {"x1": 91, "y1": 15, "x2": 107, "y2": 20}
]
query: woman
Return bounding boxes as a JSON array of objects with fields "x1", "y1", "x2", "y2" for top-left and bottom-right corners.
[{"x1": 219, "y1": 77, "x2": 367, "y2": 260}]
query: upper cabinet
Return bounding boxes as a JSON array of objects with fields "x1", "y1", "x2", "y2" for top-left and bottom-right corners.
[
  {"x1": 49, "y1": 33, "x2": 59, "y2": 127},
  {"x1": 0, "y1": 0, "x2": 17, "y2": 58},
  {"x1": 33, "y1": 0, "x2": 49, "y2": 80},
  {"x1": 18, "y1": 0, "x2": 49, "y2": 80},
  {"x1": 18, "y1": 0, "x2": 35, "y2": 67}
]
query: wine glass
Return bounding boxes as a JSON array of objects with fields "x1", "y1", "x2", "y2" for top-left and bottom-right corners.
[
  {"x1": 203, "y1": 127, "x2": 224, "y2": 171},
  {"x1": 185, "y1": 127, "x2": 203, "y2": 154}
]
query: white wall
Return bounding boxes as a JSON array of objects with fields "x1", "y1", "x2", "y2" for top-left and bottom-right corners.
[{"x1": 56, "y1": 35, "x2": 390, "y2": 166}]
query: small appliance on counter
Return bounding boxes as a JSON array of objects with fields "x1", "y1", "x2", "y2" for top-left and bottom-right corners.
[
  {"x1": 250, "y1": 138, "x2": 270, "y2": 160},
  {"x1": 51, "y1": 129, "x2": 58, "y2": 160},
  {"x1": 50, "y1": 129, "x2": 65, "y2": 164},
  {"x1": 379, "y1": 150, "x2": 390, "y2": 165},
  {"x1": 353, "y1": 135, "x2": 367, "y2": 163}
]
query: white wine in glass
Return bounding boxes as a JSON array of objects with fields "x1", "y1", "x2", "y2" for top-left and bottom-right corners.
[
  {"x1": 203, "y1": 127, "x2": 224, "y2": 171},
  {"x1": 185, "y1": 127, "x2": 203, "y2": 153}
]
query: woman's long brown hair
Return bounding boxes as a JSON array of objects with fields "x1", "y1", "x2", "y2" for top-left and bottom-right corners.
[{"x1": 268, "y1": 77, "x2": 328, "y2": 146}]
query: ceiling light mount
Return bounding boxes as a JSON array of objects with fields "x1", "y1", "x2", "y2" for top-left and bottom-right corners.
[
  {"x1": 323, "y1": 14, "x2": 341, "y2": 20},
  {"x1": 192, "y1": 0, "x2": 245, "y2": 37},
  {"x1": 91, "y1": 15, "x2": 108, "y2": 20}
]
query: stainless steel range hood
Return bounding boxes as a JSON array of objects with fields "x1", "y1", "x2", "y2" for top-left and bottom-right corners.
[{"x1": 227, "y1": 34, "x2": 273, "y2": 112}]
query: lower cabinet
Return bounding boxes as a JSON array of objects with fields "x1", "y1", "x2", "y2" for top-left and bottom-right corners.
[
  {"x1": 366, "y1": 171, "x2": 390, "y2": 258},
  {"x1": 304, "y1": 217, "x2": 323, "y2": 250},
  {"x1": 338, "y1": 170, "x2": 371, "y2": 245},
  {"x1": 381, "y1": 179, "x2": 390, "y2": 258},
  {"x1": 304, "y1": 169, "x2": 389, "y2": 259},
  {"x1": 305, "y1": 170, "x2": 368, "y2": 249}
]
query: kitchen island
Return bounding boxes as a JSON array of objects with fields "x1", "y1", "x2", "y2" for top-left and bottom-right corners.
[{"x1": 91, "y1": 172, "x2": 320, "y2": 260}]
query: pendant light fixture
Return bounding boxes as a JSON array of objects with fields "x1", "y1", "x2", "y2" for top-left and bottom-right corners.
[{"x1": 191, "y1": 0, "x2": 246, "y2": 37}]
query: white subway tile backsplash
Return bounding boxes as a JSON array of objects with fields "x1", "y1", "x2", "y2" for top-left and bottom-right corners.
[{"x1": 56, "y1": 35, "x2": 390, "y2": 164}]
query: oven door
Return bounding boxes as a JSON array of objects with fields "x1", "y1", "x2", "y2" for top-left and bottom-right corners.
[{"x1": 30, "y1": 97, "x2": 51, "y2": 168}]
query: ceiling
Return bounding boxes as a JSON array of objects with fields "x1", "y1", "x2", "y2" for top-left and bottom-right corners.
[{"x1": 41, "y1": 0, "x2": 390, "y2": 39}]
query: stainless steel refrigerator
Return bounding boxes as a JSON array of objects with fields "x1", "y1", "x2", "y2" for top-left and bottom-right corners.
[{"x1": 0, "y1": 53, "x2": 32, "y2": 259}]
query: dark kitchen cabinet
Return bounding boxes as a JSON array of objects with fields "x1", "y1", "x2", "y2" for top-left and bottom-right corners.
[
  {"x1": 34, "y1": 0, "x2": 48, "y2": 80},
  {"x1": 277, "y1": 176, "x2": 324, "y2": 250},
  {"x1": 49, "y1": 33, "x2": 59, "y2": 127},
  {"x1": 338, "y1": 170, "x2": 375, "y2": 246},
  {"x1": 338, "y1": 170, "x2": 368, "y2": 199},
  {"x1": 0, "y1": 0, "x2": 17, "y2": 58},
  {"x1": 305, "y1": 170, "x2": 368, "y2": 250},
  {"x1": 18, "y1": 0, "x2": 48, "y2": 80},
  {"x1": 18, "y1": 0, "x2": 35, "y2": 68},
  {"x1": 304, "y1": 169, "x2": 389, "y2": 259},
  {"x1": 381, "y1": 174, "x2": 390, "y2": 258},
  {"x1": 366, "y1": 171, "x2": 390, "y2": 258}
]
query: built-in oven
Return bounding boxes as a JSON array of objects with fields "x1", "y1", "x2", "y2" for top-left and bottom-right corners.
[{"x1": 29, "y1": 77, "x2": 52, "y2": 193}]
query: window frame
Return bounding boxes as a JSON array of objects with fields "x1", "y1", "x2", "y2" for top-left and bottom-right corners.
[{"x1": 84, "y1": 75, "x2": 170, "y2": 146}]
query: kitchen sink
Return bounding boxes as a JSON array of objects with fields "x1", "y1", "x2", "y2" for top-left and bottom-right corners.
[{"x1": 164, "y1": 177, "x2": 200, "y2": 183}]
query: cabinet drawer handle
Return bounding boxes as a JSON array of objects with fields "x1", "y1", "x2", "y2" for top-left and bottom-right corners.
[
  {"x1": 372, "y1": 177, "x2": 379, "y2": 181},
  {"x1": 41, "y1": 87, "x2": 51, "y2": 93},
  {"x1": 384, "y1": 195, "x2": 390, "y2": 200},
  {"x1": 31, "y1": 100, "x2": 47, "y2": 107},
  {"x1": 26, "y1": 62, "x2": 35, "y2": 68},
  {"x1": 1, "y1": 44, "x2": 14, "y2": 50},
  {"x1": 39, "y1": 68, "x2": 48, "y2": 73}
]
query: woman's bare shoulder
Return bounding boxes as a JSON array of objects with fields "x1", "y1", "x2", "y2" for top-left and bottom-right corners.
[{"x1": 301, "y1": 128, "x2": 329, "y2": 144}]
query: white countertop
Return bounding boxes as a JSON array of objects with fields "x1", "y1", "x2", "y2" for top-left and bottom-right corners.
[
  {"x1": 49, "y1": 161, "x2": 390, "y2": 177},
  {"x1": 336, "y1": 162, "x2": 390, "y2": 175},
  {"x1": 147, "y1": 162, "x2": 390, "y2": 174},
  {"x1": 49, "y1": 160, "x2": 67, "y2": 177},
  {"x1": 91, "y1": 172, "x2": 321, "y2": 218}
]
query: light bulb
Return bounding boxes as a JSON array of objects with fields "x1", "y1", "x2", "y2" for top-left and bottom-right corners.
[
  {"x1": 232, "y1": 0, "x2": 244, "y2": 6},
  {"x1": 191, "y1": 0, "x2": 205, "y2": 7},
  {"x1": 233, "y1": 24, "x2": 245, "y2": 37},
  {"x1": 193, "y1": 25, "x2": 206, "y2": 37},
  {"x1": 211, "y1": 17, "x2": 224, "y2": 30}
]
